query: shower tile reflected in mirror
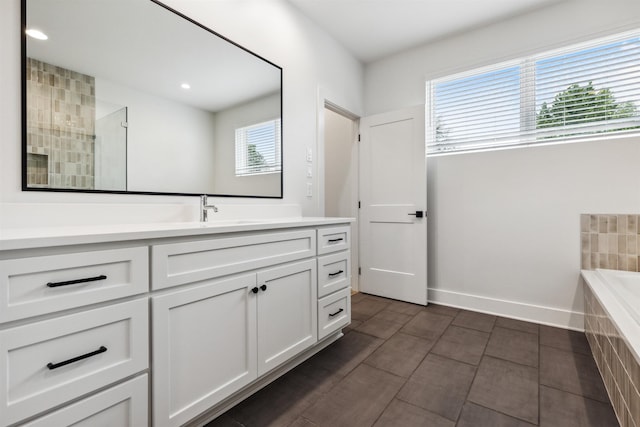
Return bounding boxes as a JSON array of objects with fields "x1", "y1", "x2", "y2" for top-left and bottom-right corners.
[
  {"x1": 26, "y1": 153, "x2": 48, "y2": 187},
  {"x1": 25, "y1": 58, "x2": 128, "y2": 190}
]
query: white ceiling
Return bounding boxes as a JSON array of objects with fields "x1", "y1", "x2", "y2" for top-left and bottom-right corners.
[
  {"x1": 27, "y1": 0, "x2": 280, "y2": 112},
  {"x1": 287, "y1": 0, "x2": 567, "y2": 63}
]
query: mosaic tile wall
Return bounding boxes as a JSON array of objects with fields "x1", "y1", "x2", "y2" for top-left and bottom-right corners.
[
  {"x1": 580, "y1": 214, "x2": 640, "y2": 272},
  {"x1": 585, "y1": 285, "x2": 640, "y2": 427},
  {"x1": 26, "y1": 58, "x2": 96, "y2": 189},
  {"x1": 26, "y1": 153, "x2": 48, "y2": 187}
]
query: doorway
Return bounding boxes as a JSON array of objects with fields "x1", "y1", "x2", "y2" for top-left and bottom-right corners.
[{"x1": 321, "y1": 101, "x2": 360, "y2": 292}]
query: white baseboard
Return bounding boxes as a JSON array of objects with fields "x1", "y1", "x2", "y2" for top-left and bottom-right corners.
[{"x1": 428, "y1": 288, "x2": 585, "y2": 331}]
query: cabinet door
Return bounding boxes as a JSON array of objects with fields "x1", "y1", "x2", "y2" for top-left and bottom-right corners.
[
  {"x1": 257, "y1": 259, "x2": 317, "y2": 376},
  {"x1": 152, "y1": 273, "x2": 257, "y2": 427}
]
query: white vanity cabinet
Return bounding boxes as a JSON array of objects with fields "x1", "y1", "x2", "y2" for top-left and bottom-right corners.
[
  {"x1": 0, "y1": 218, "x2": 352, "y2": 427},
  {"x1": 151, "y1": 232, "x2": 318, "y2": 427},
  {"x1": 317, "y1": 226, "x2": 352, "y2": 339},
  {"x1": 0, "y1": 246, "x2": 150, "y2": 427}
]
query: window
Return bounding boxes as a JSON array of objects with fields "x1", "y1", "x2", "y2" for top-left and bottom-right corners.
[
  {"x1": 235, "y1": 119, "x2": 281, "y2": 176},
  {"x1": 427, "y1": 31, "x2": 640, "y2": 154}
]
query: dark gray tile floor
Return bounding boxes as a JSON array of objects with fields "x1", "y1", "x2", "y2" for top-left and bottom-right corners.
[{"x1": 207, "y1": 293, "x2": 619, "y2": 427}]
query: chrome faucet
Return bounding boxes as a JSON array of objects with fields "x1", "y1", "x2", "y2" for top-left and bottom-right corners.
[{"x1": 200, "y1": 195, "x2": 218, "y2": 222}]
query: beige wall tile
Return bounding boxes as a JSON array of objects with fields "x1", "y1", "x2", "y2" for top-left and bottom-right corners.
[
  {"x1": 620, "y1": 237, "x2": 628, "y2": 255},
  {"x1": 629, "y1": 235, "x2": 638, "y2": 256},
  {"x1": 600, "y1": 233, "x2": 610, "y2": 253},
  {"x1": 582, "y1": 252, "x2": 591, "y2": 270},
  {"x1": 610, "y1": 235, "x2": 619, "y2": 254},
  {"x1": 581, "y1": 214, "x2": 591, "y2": 233}
]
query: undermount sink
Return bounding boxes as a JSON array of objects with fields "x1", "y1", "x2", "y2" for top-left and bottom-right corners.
[
  {"x1": 198, "y1": 217, "x2": 302, "y2": 227},
  {"x1": 201, "y1": 219, "x2": 265, "y2": 226}
]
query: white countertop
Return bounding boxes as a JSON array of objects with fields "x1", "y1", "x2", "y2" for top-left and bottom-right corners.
[{"x1": 0, "y1": 217, "x2": 354, "y2": 251}]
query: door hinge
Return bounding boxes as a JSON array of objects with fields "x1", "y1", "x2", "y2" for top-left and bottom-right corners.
[
  {"x1": 358, "y1": 134, "x2": 361, "y2": 142},
  {"x1": 358, "y1": 201, "x2": 361, "y2": 209},
  {"x1": 358, "y1": 267, "x2": 361, "y2": 275}
]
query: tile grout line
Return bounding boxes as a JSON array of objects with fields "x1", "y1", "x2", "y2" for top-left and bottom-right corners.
[
  {"x1": 538, "y1": 321, "x2": 541, "y2": 426},
  {"x1": 370, "y1": 305, "x2": 456, "y2": 426}
]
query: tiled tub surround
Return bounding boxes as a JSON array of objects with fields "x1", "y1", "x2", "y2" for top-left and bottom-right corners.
[
  {"x1": 583, "y1": 270, "x2": 640, "y2": 427},
  {"x1": 26, "y1": 58, "x2": 96, "y2": 189},
  {"x1": 581, "y1": 214, "x2": 640, "y2": 271}
]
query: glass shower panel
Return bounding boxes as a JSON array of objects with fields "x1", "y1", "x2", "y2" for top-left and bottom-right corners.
[{"x1": 94, "y1": 106, "x2": 127, "y2": 191}]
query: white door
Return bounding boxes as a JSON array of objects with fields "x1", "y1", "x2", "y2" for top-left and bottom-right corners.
[{"x1": 359, "y1": 106, "x2": 427, "y2": 305}]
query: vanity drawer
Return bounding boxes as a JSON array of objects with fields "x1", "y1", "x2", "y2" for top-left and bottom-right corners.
[
  {"x1": 318, "y1": 287, "x2": 351, "y2": 340},
  {"x1": 317, "y1": 226, "x2": 350, "y2": 255},
  {"x1": 317, "y1": 251, "x2": 350, "y2": 298},
  {"x1": 0, "y1": 298, "x2": 148, "y2": 426},
  {"x1": 0, "y1": 246, "x2": 148, "y2": 323},
  {"x1": 21, "y1": 374, "x2": 148, "y2": 427},
  {"x1": 152, "y1": 230, "x2": 316, "y2": 290}
]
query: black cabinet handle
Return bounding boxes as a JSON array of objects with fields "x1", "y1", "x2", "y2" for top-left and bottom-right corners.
[
  {"x1": 251, "y1": 287, "x2": 259, "y2": 294},
  {"x1": 408, "y1": 211, "x2": 424, "y2": 218},
  {"x1": 329, "y1": 308, "x2": 344, "y2": 317},
  {"x1": 327, "y1": 238, "x2": 344, "y2": 243},
  {"x1": 328, "y1": 270, "x2": 344, "y2": 277},
  {"x1": 47, "y1": 346, "x2": 107, "y2": 370},
  {"x1": 260, "y1": 284, "x2": 267, "y2": 291},
  {"x1": 47, "y1": 275, "x2": 107, "y2": 288}
]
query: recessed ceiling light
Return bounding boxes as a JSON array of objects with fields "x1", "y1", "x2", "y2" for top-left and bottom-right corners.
[
  {"x1": 181, "y1": 83, "x2": 191, "y2": 90},
  {"x1": 26, "y1": 29, "x2": 48, "y2": 40}
]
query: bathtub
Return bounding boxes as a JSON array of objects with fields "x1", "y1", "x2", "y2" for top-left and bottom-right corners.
[
  {"x1": 583, "y1": 268, "x2": 640, "y2": 362},
  {"x1": 581, "y1": 268, "x2": 640, "y2": 427}
]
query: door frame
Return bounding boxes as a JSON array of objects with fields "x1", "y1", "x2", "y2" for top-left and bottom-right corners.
[{"x1": 316, "y1": 88, "x2": 360, "y2": 291}]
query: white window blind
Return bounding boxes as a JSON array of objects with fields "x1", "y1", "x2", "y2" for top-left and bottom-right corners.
[
  {"x1": 235, "y1": 118, "x2": 281, "y2": 176},
  {"x1": 428, "y1": 31, "x2": 640, "y2": 155}
]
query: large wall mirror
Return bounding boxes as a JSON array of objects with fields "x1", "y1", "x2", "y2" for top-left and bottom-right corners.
[{"x1": 22, "y1": 0, "x2": 283, "y2": 198}]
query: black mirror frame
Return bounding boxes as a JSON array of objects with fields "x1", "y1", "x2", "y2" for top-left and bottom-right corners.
[{"x1": 21, "y1": 0, "x2": 283, "y2": 199}]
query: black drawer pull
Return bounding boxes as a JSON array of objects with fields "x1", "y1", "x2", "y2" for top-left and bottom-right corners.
[
  {"x1": 329, "y1": 308, "x2": 344, "y2": 318},
  {"x1": 328, "y1": 270, "x2": 344, "y2": 277},
  {"x1": 327, "y1": 238, "x2": 344, "y2": 243},
  {"x1": 47, "y1": 275, "x2": 107, "y2": 288},
  {"x1": 47, "y1": 346, "x2": 107, "y2": 370}
]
